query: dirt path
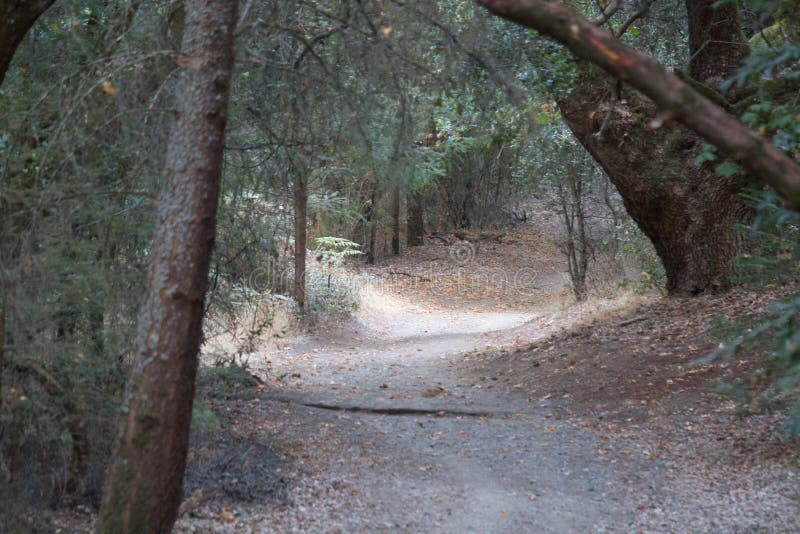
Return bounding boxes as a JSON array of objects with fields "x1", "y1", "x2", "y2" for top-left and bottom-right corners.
[
  {"x1": 171, "y1": 229, "x2": 799, "y2": 534},
  {"x1": 172, "y1": 280, "x2": 794, "y2": 533},
  {"x1": 181, "y1": 291, "x2": 638, "y2": 532}
]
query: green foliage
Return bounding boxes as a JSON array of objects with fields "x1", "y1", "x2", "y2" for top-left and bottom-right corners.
[
  {"x1": 306, "y1": 237, "x2": 362, "y2": 317},
  {"x1": 714, "y1": 161, "x2": 743, "y2": 178},
  {"x1": 733, "y1": 191, "x2": 800, "y2": 285},
  {"x1": 524, "y1": 31, "x2": 578, "y2": 99},
  {"x1": 198, "y1": 361, "x2": 262, "y2": 399},
  {"x1": 191, "y1": 402, "x2": 222, "y2": 436},
  {"x1": 702, "y1": 0, "x2": 800, "y2": 434},
  {"x1": 616, "y1": 221, "x2": 667, "y2": 294},
  {"x1": 695, "y1": 143, "x2": 719, "y2": 165},
  {"x1": 722, "y1": 19, "x2": 800, "y2": 161},
  {"x1": 709, "y1": 191, "x2": 800, "y2": 432},
  {"x1": 705, "y1": 294, "x2": 800, "y2": 433},
  {"x1": 313, "y1": 237, "x2": 363, "y2": 267}
]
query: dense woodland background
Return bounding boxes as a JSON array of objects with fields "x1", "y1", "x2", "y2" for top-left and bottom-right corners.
[{"x1": 1, "y1": 0, "x2": 799, "y2": 531}]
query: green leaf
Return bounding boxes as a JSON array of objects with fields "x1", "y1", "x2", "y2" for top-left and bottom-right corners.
[
  {"x1": 714, "y1": 161, "x2": 741, "y2": 177},
  {"x1": 694, "y1": 144, "x2": 718, "y2": 165}
]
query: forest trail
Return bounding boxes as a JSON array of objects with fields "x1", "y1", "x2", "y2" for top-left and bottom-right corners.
[
  {"x1": 174, "y1": 264, "x2": 799, "y2": 533},
  {"x1": 183, "y1": 288, "x2": 636, "y2": 532}
]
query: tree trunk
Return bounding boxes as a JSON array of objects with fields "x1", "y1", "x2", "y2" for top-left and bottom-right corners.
[
  {"x1": 388, "y1": 94, "x2": 407, "y2": 256},
  {"x1": 0, "y1": 283, "x2": 6, "y2": 413},
  {"x1": 549, "y1": 1, "x2": 753, "y2": 294},
  {"x1": 407, "y1": 192, "x2": 424, "y2": 247},
  {"x1": 367, "y1": 188, "x2": 378, "y2": 264},
  {"x1": 294, "y1": 175, "x2": 308, "y2": 311},
  {"x1": 391, "y1": 185, "x2": 400, "y2": 255},
  {"x1": 685, "y1": 0, "x2": 749, "y2": 90},
  {"x1": 95, "y1": 1, "x2": 237, "y2": 532},
  {"x1": 558, "y1": 75, "x2": 751, "y2": 295},
  {"x1": 0, "y1": 0, "x2": 55, "y2": 86},
  {"x1": 557, "y1": 156, "x2": 590, "y2": 301}
]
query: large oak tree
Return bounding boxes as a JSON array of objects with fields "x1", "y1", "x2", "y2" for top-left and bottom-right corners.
[
  {"x1": 479, "y1": 0, "x2": 800, "y2": 294},
  {"x1": 557, "y1": 0, "x2": 752, "y2": 295}
]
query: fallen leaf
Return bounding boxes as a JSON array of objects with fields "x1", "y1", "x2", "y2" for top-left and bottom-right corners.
[
  {"x1": 218, "y1": 507, "x2": 235, "y2": 523},
  {"x1": 178, "y1": 489, "x2": 204, "y2": 516},
  {"x1": 101, "y1": 80, "x2": 118, "y2": 96}
]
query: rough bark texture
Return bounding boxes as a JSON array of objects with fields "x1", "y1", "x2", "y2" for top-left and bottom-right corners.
[
  {"x1": 294, "y1": 176, "x2": 308, "y2": 311},
  {"x1": 477, "y1": 0, "x2": 800, "y2": 209},
  {"x1": 0, "y1": 0, "x2": 55, "y2": 86},
  {"x1": 685, "y1": 0, "x2": 749, "y2": 89},
  {"x1": 95, "y1": 1, "x2": 237, "y2": 532}
]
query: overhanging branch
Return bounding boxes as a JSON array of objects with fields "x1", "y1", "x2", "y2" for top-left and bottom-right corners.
[{"x1": 477, "y1": 0, "x2": 800, "y2": 210}]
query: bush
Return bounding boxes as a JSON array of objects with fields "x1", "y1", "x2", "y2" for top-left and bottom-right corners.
[
  {"x1": 0, "y1": 353, "x2": 124, "y2": 516},
  {"x1": 707, "y1": 190, "x2": 800, "y2": 433},
  {"x1": 305, "y1": 237, "x2": 363, "y2": 318}
]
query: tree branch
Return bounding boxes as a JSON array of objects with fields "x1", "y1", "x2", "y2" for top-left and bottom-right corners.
[
  {"x1": 477, "y1": 0, "x2": 800, "y2": 210},
  {"x1": 593, "y1": 0, "x2": 622, "y2": 26},
  {"x1": 615, "y1": 0, "x2": 656, "y2": 38},
  {"x1": 0, "y1": 0, "x2": 57, "y2": 86}
]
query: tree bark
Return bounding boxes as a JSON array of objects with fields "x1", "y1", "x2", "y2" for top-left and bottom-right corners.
[
  {"x1": 368, "y1": 205, "x2": 378, "y2": 264},
  {"x1": 294, "y1": 175, "x2": 308, "y2": 311},
  {"x1": 407, "y1": 192, "x2": 425, "y2": 247},
  {"x1": 0, "y1": 0, "x2": 56, "y2": 86},
  {"x1": 685, "y1": 0, "x2": 749, "y2": 89},
  {"x1": 559, "y1": 0, "x2": 751, "y2": 294},
  {"x1": 366, "y1": 186, "x2": 378, "y2": 264},
  {"x1": 95, "y1": 1, "x2": 237, "y2": 532},
  {"x1": 477, "y1": 0, "x2": 800, "y2": 210},
  {"x1": 391, "y1": 185, "x2": 401, "y2": 255}
]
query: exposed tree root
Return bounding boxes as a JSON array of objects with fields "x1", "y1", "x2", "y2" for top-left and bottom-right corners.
[{"x1": 262, "y1": 393, "x2": 508, "y2": 418}]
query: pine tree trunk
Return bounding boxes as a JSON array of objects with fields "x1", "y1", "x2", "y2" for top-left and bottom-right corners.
[
  {"x1": 557, "y1": 0, "x2": 752, "y2": 295},
  {"x1": 294, "y1": 175, "x2": 308, "y2": 311},
  {"x1": 407, "y1": 192, "x2": 424, "y2": 247},
  {"x1": 95, "y1": 2, "x2": 237, "y2": 532},
  {"x1": 367, "y1": 188, "x2": 378, "y2": 265},
  {"x1": 0, "y1": 0, "x2": 55, "y2": 86},
  {"x1": 391, "y1": 185, "x2": 400, "y2": 255}
]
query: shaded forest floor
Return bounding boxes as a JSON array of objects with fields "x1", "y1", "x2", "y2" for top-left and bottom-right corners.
[{"x1": 49, "y1": 227, "x2": 800, "y2": 532}]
